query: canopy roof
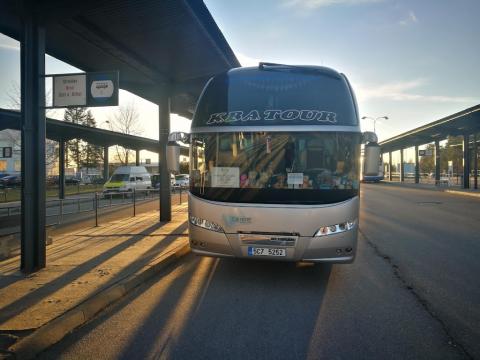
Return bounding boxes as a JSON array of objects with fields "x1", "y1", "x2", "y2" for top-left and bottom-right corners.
[
  {"x1": 380, "y1": 105, "x2": 480, "y2": 152},
  {"x1": 0, "y1": 108, "x2": 188, "y2": 155},
  {"x1": 0, "y1": 0, "x2": 240, "y2": 119}
]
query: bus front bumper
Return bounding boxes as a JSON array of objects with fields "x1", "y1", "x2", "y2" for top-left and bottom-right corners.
[{"x1": 188, "y1": 223, "x2": 357, "y2": 264}]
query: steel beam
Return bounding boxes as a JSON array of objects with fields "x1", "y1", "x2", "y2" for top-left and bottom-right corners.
[
  {"x1": 414, "y1": 145, "x2": 419, "y2": 184},
  {"x1": 463, "y1": 134, "x2": 470, "y2": 189},
  {"x1": 474, "y1": 134, "x2": 478, "y2": 190},
  {"x1": 20, "y1": 10, "x2": 46, "y2": 273},
  {"x1": 58, "y1": 139, "x2": 65, "y2": 199},
  {"x1": 103, "y1": 146, "x2": 109, "y2": 181},
  {"x1": 400, "y1": 148, "x2": 404, "y2": 182},
  {"x1": 388, "y1": 152, "x2": 393, "y2": 181},
  {"x1": 159, "y1": 92, "x2": 171, "y2": 222},
  {"x1": 435, "y1": 140, "x2": 441, "y2": 185}
]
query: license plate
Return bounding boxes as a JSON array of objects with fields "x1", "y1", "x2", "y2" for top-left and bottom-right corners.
[{"x1": 247, "y1": 247, "x2": 286, "y2": 257}]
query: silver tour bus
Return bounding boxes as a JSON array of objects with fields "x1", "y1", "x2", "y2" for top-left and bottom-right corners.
[{"x1": 175, "y1": 63, "x2": 374, "y2": 263}]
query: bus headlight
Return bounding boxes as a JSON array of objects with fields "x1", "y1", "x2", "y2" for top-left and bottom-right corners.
[
  {"x1": 189, "y1": 215, "x2": 225, "y2": 233},
  {"x1": 314, "y1": 219, "x2": 357, "y2": 237}
]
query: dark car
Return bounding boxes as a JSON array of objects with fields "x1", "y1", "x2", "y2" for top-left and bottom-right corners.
[
  {"x1": 47, "y1": 175, "x2": 59, "y2": 185},
  {"x1": 65, "y1": 177, "x2": 81, "y2": 185},
  {"x1": 0, "y1": 175, "x2": 21, "y2": 188},
  {"x1": 151, "y1": 174, "x2": 160, "y2": 189}
]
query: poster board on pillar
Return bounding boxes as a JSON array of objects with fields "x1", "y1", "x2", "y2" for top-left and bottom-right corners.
[{"x1": 51, "y1": 71, "x2": 119, "y2": 108}]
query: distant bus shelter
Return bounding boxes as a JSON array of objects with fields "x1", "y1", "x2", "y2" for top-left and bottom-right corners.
[
  {"x1": 0, "y1": 108, "x2": 189, "y2": 188},
  {"x1": 0, "y1": 0, "x2": 239, "y2": 272},
  {"x1": 379, "y1": 105, "x2": 480, "y2": 189}
]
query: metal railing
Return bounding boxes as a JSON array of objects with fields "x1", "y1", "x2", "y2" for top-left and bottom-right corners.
[{"x1": 0, "y1": 186, "x2": 188, "y2": 228}]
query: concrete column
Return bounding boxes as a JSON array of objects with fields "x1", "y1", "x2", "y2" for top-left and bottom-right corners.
[
  {"x1": 103, "y1": 146, "x2": 109, "y2": 181},
  {"x1": 59, "y1": 139, "x2": 65, "y2": 199},
  {"x1": 474, "y1": 134, "x2": 478, "y2": 190},
  {"x1": 159, "y1": 92, "x2": 171, "y2": 222},
  {"x1": 435, "y1": 140, "x2": 441, "y2": 185},
  {"x1": 136, "y1": 150, "x2": 140, "y2": 166},
  {"x1": 414, "y1": 145, "x2": 420, "y2": 184},
  {"x1": 400, "y1": 148, "x2": 405, "y2": 182},
  {"x1": 463, "y1": 134, "x2": 470, "y2": 189},
  {"x1": 388, "y1": 152, "x2": 393, "y2": 181},
  {"x1": 20, "y1": 10, "x2": 46, "y2": 272}
]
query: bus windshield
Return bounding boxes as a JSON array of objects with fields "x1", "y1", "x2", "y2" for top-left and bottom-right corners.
[{"x1": 190, "y1": 132, "x2": 361, "y2": 204}]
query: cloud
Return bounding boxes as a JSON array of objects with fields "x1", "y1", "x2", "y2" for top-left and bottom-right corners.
[
  {"x1": 282, "y1": 0, "x2": 384, "y2": 9},
  {"x1": 399, "y1": 10, "x2": 418, "y2": 26},
  {"x1": 356, "y1": 78, "x2": 477, "y2": 103}
]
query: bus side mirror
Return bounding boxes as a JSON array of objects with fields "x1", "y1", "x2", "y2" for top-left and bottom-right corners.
[
  {"x1": 167, "y1": 141, "x2": 180, "y2": 173},
  {"x1": 168, "y1": 132, "x2": 190, "y2": 144},
  {"x1": 362, "y1": 131, "x2": 378, "y2": 144}
]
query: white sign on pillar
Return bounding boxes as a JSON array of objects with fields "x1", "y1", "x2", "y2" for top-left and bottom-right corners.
[{"x1": 53, "y1": 74, "x2": 87, "y2": 107}]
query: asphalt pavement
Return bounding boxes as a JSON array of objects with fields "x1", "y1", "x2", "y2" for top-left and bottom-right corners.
[{"x1": 38, "y1": 184, "x2": 479, "y2": 359}]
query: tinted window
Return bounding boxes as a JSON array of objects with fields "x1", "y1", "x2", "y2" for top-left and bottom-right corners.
[{"x1": 193, "y1": 67, "x2": 358, "y2": 128}]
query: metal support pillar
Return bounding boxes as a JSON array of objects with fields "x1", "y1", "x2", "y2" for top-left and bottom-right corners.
[
  {"x1": 159, "y1": 92, "x2": 171, "y2": 222},
  {"x1": 400, "y1": 148, "x2": 405, "y2": 182},
  {"x1": 474, "y1": 134, "x2": 478, "y2": 189},
  {"x1": 414, "y1": 145, "x2": 419, "y2": 184},
  {"x1": 20, "y1": 11, "x2": 46, "y2": 272},
  {"x1": 463, "y1": 134, "x2": 470, "y2": 189},
  {"x1": 135, "y1": 150, "x2": 140, "y2": 166},
  {"x1": 103, "y1": 146, "x2": 109, "y2": 181},
  {"x1": 435, "y1": 140, "x2": 441, "y2": 185},
  {"x1": 59, "y1": 139, "x2": 65, "y2": 199},
  {"x1": 388, "y1": 152, "x2": 393, "y2": 181}
]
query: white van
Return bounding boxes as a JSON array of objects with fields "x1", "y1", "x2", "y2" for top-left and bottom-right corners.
[{"x1": 103, "y1": 166, "x2": 152, "y2": 194}]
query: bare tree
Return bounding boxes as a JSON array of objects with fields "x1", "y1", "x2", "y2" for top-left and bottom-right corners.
[
  {"x1": 3, "y1": 82, "x2": 58, "y2": 171},
  {"x1": 108, "y1": 102, "x2": 143, "y2": 165}
]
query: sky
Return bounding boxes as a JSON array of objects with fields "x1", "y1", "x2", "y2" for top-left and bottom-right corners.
[{"x1": 0, "y1": 0, "x2": 479, "y2": 149}]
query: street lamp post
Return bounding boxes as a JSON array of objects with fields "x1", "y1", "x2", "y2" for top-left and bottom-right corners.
[{"x1": 361, "y1": 116, "x2": 389, "y2": 134}]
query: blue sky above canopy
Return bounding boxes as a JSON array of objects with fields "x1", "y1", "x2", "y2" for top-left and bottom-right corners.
[
  {"x1": 204, "y1": 0, "x2": 480, "y2": 139},
  {"x1": 0, "y1": 0, "x2": 479, "y2": 142}
]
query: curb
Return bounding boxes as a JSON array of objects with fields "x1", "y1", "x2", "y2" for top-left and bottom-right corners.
[
  {"x1": 8, "y1": 241, "x2": 191, "y2": 360},
  {"x1": 444, "y1": 189, "x2": 480, "y2": 198},
  {"x1": 368, "y1": 181, "x2": 480, "y2": 198}
]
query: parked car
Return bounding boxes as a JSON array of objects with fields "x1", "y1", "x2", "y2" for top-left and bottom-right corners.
[
  {"x1": 172, "y1": 174, "x2": 189, "y2": 190},
  {"x1": 0, "y1": 175, "x2": 21, "y2": 188},
  {"x1": 151, "y1": 174, "x2": 160, "y2": 189},
  {"x1": 47, "y1": 175, "x2": 59, "y2": 185},
  {"x1": 82, "y1": 175, "x2": 104, "y2": 185},
  {"x1": 151, "y1": 174, "x2": 175, "y2": 190},
  {"x1": 65, "y1": 176, "x2": 81, "y2": 185}
]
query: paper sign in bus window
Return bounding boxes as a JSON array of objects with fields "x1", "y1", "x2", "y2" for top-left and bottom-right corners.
[
  {"x1": 211, "y1": 167, "x2": 240, "y2": 188},
  {"x1": 287, "y1": 173, "x2": 304, "y2": 185}
]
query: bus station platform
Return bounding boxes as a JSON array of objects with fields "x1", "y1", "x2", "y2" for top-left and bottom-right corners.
[
  {"x1": 376, "y1": 180, "x2": 480, "y2": 198},
  {"x1": 0, "y1": 204, "x2": 190, "y2": 358}
]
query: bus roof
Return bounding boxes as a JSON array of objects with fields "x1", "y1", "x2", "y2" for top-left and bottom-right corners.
[{"x1": 192, "y1": 63, "x2": 359, "y2": 130}]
